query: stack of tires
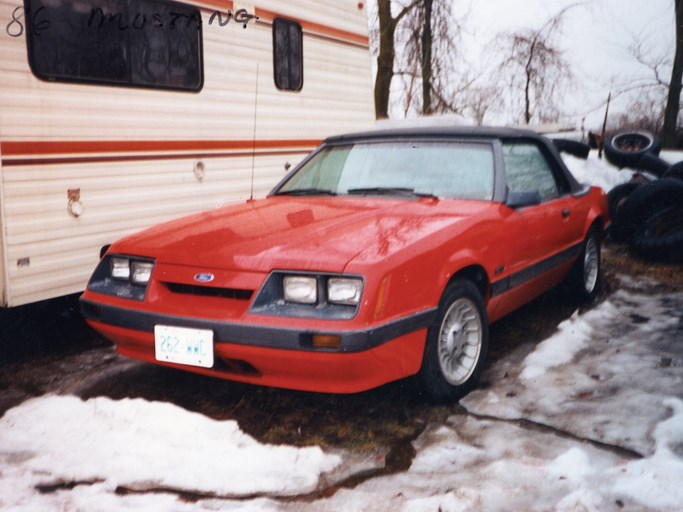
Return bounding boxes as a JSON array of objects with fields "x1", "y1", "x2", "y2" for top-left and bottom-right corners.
[{"x1": 605, "y1": 130, "x2": 683, "y2": 262}]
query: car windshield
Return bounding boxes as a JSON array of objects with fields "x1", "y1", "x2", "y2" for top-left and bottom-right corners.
[{"x1": 275, "y1": 140, "x2": 495, "y2": 200}]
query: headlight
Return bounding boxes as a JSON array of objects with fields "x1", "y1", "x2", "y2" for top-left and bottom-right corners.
[
  {"x1": 109, "y1": 256, "x2": 155, "y2": 286},
  {"x1": 131, "y1": 261, "x2": 155, "y2": 285},
  {"x1": 251, "y1": 272, "x2": 363, "y2": 319},
  {"x1": 87, "y1": 254, "x2": 155, "y2": 301},
  {"x1": 111, "y1": 257, "x2": 131, "y2": 280},
  {"x1": 328, "y1": 278, "x2": 363, "y2": 305},
  {"x1": 283, "y1": 276, "x2": 317, "y2": 304}
]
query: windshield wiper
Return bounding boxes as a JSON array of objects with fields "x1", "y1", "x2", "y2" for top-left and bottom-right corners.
[
  {"x1": 347, "y1": 187, "x2": 438, "y2": 199},
  {"x1": 273, "y1": 188, "x2": 337, "y2": 196}
]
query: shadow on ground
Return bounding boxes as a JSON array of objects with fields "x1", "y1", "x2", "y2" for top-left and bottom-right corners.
[{"x1": 0, "y1": 293, "x2": 107, "y2": 363}]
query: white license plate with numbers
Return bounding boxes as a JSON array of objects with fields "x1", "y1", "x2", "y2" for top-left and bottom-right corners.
[{"x1": 154, "y1": 325, "x2": 214, "y2": 368}]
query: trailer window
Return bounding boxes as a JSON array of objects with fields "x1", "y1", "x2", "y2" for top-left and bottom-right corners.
[
  {"x1": 273, "y1": 18, "x2": 303, "y2": 91},
  {"x1": 23, "y1": 0, "x2": 203, "y2": 92}
]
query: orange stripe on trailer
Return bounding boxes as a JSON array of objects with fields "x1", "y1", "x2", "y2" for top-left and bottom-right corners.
[
  {"x1": 196, "y1": 2, "x2": 368, "y2": 48},
  {"x1": 1, "y1": 139, "x2": 322, "y2": 157},
  {"x1": 196, "y1": 0, "x2": 234, "y2": 11},
  {"x1": 256, "y1": 8, "x2": 369, "y2": 47}
]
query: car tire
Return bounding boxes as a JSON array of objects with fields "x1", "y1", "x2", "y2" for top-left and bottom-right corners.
[
  {"x1": 417, "y1": 279, "x2": 489, "y2": 403},
  {"x1": 607, "y1": 182, "x2": 642, "y2": 241},
  {"x1": 635, "y1": 153, "x2": 670, "y2": 177},
  {"x1": 663, "y1": 161, "x2": 683, "y2": 181},
  {"x1": 552, "y1": 138, "x2": 591, "y2": 159},
  {"x1": 604, "y1": 130, "x2": 661, "y2": 168},
  {"x1": 618, "y1": 178, "x2": 683, "y2": 241},
  {"x1": 565, "y1": 227, "x2": 601, "y2": 302},
  {"x1": 631, "y1": 206, "x2": 683, "y2": 262}
]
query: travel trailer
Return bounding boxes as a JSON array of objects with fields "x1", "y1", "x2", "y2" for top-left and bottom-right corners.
[{"x1": 0, "y1": 0, "x2": 375, "y2": 306}]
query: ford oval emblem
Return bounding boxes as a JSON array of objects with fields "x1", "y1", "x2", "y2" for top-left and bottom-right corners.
[{"x1": 194, "y1": 273, "x2": 214, "y2": 283}]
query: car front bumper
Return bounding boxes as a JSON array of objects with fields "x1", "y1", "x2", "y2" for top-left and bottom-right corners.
[{"x1": 80, "y1": 297, "x2": 435, "y2": 393}]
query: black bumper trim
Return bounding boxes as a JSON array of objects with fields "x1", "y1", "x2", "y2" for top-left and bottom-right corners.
[{"x1": 80, "y1": 298, "x2": 437, "y2": 353}]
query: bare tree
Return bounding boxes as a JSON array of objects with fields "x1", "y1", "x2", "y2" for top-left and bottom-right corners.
[
  {"x1": 394, "y1": 0, "x2": 469, "y2": 116},
  {"x1": 662, "y1": 0, "x2": 682, "y2": 148},
  {"x1": 606, "y1": 38, "x2": 671, "y2": 133},
  {"x1": 374, "y1": 0, "x2": 419, "y2": 118},
  {"x1": 421, "y1": 0, "x2": 434, "y2": 114},
  {"x1": 613, "y1": 87, "x2": 667, "y2": 134},
  {"x1": 606, "y1": 9, "x2": 681, "y2": 142},
  {"x1": 460, "y1": 84, "x2": 504, "y2": 125},
  {"x1": 493, "y1": 5, "x2": 578, "y2": 124}
]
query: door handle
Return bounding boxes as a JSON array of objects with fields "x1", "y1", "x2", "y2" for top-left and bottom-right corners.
[{"x1": 562, "y1": 209, "x2": 571, "y2": 218}]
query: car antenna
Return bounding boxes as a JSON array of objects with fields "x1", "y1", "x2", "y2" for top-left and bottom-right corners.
[{"x1": 249, "y1": 63, "x2": 260, "y2": 202}]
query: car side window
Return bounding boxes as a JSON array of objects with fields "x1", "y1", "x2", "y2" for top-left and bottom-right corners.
[{"x1": 503, "y1": 142, "x2": 560, "y2": 202}]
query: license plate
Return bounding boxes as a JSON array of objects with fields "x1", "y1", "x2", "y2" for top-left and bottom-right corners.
[{"x1": 154, "y1": 325, "x2": 214, "y2": 368}]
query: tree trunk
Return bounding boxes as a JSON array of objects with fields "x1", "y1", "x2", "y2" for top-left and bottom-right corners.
[
  {"x1": 523, "y1": 38, "x2": 537, "y2": 124},
  {"x1": 663, "y1": 0, "x2": 683, "y2": 148},
  {"x1": 374, "y1": 0, "x2": 396, "y2": 119},
  {"x1": 421, "y1": 0, "x2": 433, "y2": 114}
]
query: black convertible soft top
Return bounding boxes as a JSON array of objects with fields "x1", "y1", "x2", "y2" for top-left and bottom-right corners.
[{"x1": 322, "y1": 125, "x2": 585, "y2": 197}]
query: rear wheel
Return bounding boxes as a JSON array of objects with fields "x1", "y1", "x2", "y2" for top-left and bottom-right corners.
[
  {"x1": 565, "y1": 227, "x2": 601, "y2": 302},
  {"x1": 417, "y1": 280, "x2": 489, "y2": 402}
]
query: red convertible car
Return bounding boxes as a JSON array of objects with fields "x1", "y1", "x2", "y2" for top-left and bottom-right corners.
[{"x1": 80, "y1": 127, "x2": 609, "y2": 401}]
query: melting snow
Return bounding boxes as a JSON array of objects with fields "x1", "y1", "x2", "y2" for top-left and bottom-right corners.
[
  {"x1": 463, "y1": 287, "x2": 683, "y2": 457},
  {"x1": 562, "y1": 152, "x2": 634, "y2": 192},
  {"x1": 0, "y1": 396, "x2": 340, "y2": 510}
]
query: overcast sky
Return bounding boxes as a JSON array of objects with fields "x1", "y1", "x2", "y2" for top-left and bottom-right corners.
[
  {"x1": 468, "y1": 0, "x2": 674, "y2": 127},
  {"x1": 376, "y1": 0, "x2": 676, "y2": 129}
]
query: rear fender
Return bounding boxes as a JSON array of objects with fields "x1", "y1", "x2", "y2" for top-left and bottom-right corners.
[{"x1": 583, "y1": 186, "x2": 610, "y2": 238}]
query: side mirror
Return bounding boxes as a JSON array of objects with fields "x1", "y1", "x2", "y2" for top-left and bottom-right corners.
[{"x1": 506, "y1": 190, "x2": 541, "y2": 209}]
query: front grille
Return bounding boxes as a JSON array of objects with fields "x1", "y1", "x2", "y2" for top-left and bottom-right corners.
[{"x1": 164, "y1": 282, "x2": 253, "y2": 300}]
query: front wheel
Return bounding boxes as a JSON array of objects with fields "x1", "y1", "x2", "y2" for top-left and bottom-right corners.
[{"x1": 417, "y1": 280, "x2": 489, "y2": 402}]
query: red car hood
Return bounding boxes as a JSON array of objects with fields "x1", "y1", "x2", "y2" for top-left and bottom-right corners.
[{"x1": 111, "y1": 196, "x2": 491, "y2": 273}]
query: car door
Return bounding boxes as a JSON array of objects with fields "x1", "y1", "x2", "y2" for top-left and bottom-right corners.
[{"x1": 493, "y1": 141, "x2": 584, "y2": 295}]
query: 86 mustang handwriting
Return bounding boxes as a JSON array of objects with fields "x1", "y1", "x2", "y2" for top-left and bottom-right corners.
[{"x1": 6, "y1": 4, "x2": 259, "y2": 37}]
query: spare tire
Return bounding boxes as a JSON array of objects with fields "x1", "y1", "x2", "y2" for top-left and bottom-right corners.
[
  {"x1": 663, "y1": 161, "x2": 683, "y2": 181},
  {"x1": 604, "y1": 130, "x2": 662, "y2": 168},
  {"x1": 618, "y1": 178, "x2": 683, "y2": 241},
  {"x1": 631, "y1": 205, "x2": 683, "y2": 262},
  {"x1": 607, "y1": 182, "x2": 642, "y2": 241}
]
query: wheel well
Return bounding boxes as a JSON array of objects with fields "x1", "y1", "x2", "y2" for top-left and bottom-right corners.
[
  {"x1": 589, "y1": 217, "x2": 606, "y2": 239},
  {"x1": 447, "y1": 265, "x2": 489, "y2": 300}
]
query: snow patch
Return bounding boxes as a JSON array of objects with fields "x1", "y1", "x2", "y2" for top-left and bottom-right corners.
[
  {"x1": 0, "y1": 395, "x2": 341, "y2": 509},
  {"x1": 611, "y1": 398, "x2": 683, "y2": 510},
  {"x1": 562, "y1": 152, "x2": 634, "y2": 192},
  {"x1": 464, "y1": 287, "x2": 683, "y2": 457},
  {"x1": 520, "y1": 300, "x2": 619, "y2": 380}
]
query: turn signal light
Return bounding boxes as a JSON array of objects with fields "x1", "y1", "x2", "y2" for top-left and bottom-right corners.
[{"x1": 312, "y1": 334, "x2": 341, "y2": 349}]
